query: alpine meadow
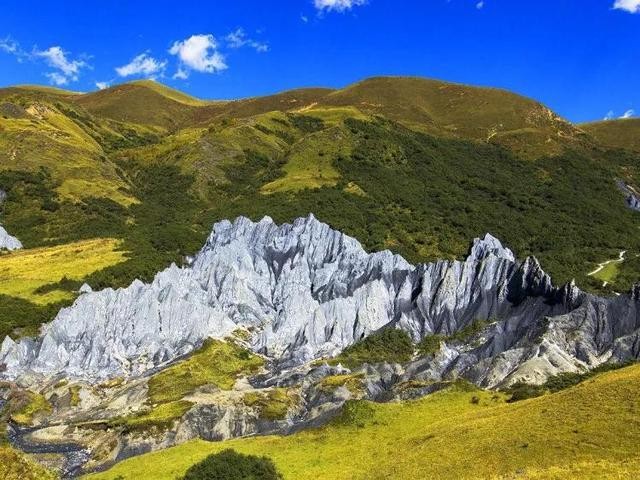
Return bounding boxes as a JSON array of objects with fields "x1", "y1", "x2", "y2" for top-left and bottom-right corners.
[{"x1": 1, "y1": 1, "x2": 640, "y2": 479}]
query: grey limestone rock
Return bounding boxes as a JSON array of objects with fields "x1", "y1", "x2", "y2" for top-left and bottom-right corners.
[
  {"x1": 2, "y1": 214, "x2": 639, "y2": 388},
  {"x1": 0, "y1": 225, "x2": 22, "y2": 251}
]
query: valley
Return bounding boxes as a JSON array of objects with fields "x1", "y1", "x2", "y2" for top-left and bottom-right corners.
[
  {"x1": 1, "y1": 76, "x2": 640, "y2": 479},
  {"x1": 85, "y1": 363, "x2": 640, "y2": 480}
]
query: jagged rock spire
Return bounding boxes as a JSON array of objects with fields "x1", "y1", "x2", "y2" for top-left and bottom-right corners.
[{"x1": 2, "y1": 215, "x2": 640, "y2": 387}]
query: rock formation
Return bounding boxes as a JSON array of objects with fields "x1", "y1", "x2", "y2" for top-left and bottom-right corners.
[
  {"x1": 2, "y1": 214, "x2": 640, "y2": 387},
  {"x1": 0, "y1": 225, "x2": 22, "y2": 251},
  {"x1": 0, "y1": 189, "x2": 22, "y2": 251}
]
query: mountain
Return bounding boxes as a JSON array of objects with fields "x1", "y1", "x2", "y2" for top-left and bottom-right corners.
[
  {"x1": 1, "y1": 216, "x2": 639, "y2": 476},
  {"x1": 581, "y1": 118, "x2": 640, "y2": 153},
  {"x1": 1, "y1": 75, "x2": 640, "y2": 478},
  {"x1": 70, "y1": 77, "x2": 587, "y2": 157},
  {"x1": 2, "y1": 75, "x2": 640, "y2": 346},
  {"x1": 73, "y1": 80, "x2": 209, "y2": 129},
  {"x1": 3, "y1": 214, "x2": 639, "y2": 385},
  {"x1": 86, "y1": 363, "x2": 640, "y2": 480}
]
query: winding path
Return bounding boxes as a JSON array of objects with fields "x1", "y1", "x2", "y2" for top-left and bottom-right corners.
[{"x1": 587, "y1": 250, "x2": 626, "y2": 278}]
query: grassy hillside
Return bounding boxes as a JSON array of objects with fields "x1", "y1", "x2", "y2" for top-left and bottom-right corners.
[
  {"x1": 73, "y1": 82, "x2": 202, "y2": 130},
  {"x1": 0, "y1": 238, "x2": 127, "y2": 337},
  {"x1": 316, "y1": 76, "x2": 587, "y2": 158},
  {"x1": 0, "y1": 88, "x2": 160, "y2": 206},
  {"x1": 1, "y1": 76, "x2": 640, "y2": 340},
  {"x1": 86, "y1": 363, "x2": 640, "y2": 480},
  {"x1": 126, "y1": 80, "x2": 210, "y2": 106},
  {"x1": 581, "y1": 118, "x2": 640, "y2": 153},
  {"x1": 71, "y1": 77, "x2": 588, "y2": 157},
  {"x1": 0, "y1": 238, "x2": 126, "y2": 304},
  {"x1": 0, "y1": 445, "x2": 56, "y2": 480}
]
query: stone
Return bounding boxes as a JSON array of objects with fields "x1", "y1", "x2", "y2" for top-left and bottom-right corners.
[{"x1": 2, "y1": 214, "x2": 639, "y2": 389}]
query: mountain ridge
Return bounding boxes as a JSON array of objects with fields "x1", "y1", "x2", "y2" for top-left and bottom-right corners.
[
  {"x1": 3, "y1": 214, "x2": 638, "y2": 387},
  {"x1": 1, "y1": 74, "x2": 640, "y2": 345},
  {"x1": 1, "y1": 215, "x2": 639, "y2": 477}
]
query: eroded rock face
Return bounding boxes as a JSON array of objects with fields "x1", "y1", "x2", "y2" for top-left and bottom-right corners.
[
  {"x1": 2, "y1": 214, "x2": 640, "y2": 387},
  {"x1": 0, "y1": 225, "x2": 22, "y2": 251}
]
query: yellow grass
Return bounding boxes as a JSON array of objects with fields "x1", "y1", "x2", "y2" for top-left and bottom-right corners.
[
  {"x1": 87, "y1": 364, "x2": 640, "y2": 480},
  {"x1": 0, "y1": 446, "x2": 57, "y2": 480},
  {"x1": 0, "y1": 238, "x2": 127, "y2": 304}
]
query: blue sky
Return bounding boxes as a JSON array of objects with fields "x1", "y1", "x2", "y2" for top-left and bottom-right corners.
[{"x1": 0, "y1": 0, "x2": 639, "y2": 123}]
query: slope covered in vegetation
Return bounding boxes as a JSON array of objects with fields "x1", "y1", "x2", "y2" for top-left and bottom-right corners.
[
  {"x1": 86, "y1": 363, "x2": 640, "y2": 480},
  {"x1": 1, "y1": 76, "x2": 640, "y2": 340}
]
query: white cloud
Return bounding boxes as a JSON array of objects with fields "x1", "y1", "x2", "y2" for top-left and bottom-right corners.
[
  {"x1": 314, "y1": 0, "x2": 367, "y2": 13},
  {"x1": 173, "y1": 67, "x2": 189, "y2": 80},
  {"x1": 169, "y1": 34, "x2": 227, "y2": 79},
  {"x1": 476, "y1": 1, "x2": 485, "y2": 9},
  {"x1": 613, "y1": 0, "x2": 640, "y2": 13},
  {"x1": 0, "y1": 37, "x2": 20, "y2": 54},
  {"x1": 46, "y1": 72, "x2": 69, "y2": 86},
  {"x1": 95, "y1": 81, "x2": 109, "y2": 90},
  {"x1": 0, "y1": 38, "x2": 88, "y2": 85},
  {"x1": 33, "y1": 46, "x2": 89, "y2": 85},
  {"x1": 225, "y1": 28, "x2": 269, "y2": 52},
  {"x1": 116, "y1": 52, "x2": 166, "y2": 78},
  {"x1": 604, "y1": 109, "x2": 636, "y2": 120},
  {"x1": 301, "y1": 14, "x2": 309, "y2": 22}
]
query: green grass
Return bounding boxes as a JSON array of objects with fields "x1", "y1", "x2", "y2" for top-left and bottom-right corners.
[
  {"x1": 447, "y1": 319, "x2": 494, "y2": 343},
  {"x1": 260, "y1": 126, "x2": 349, "y2": 193},
  {"x1": 242, "y1": 389, "x2": 298, "y2": 420},
  {"x1": 506, "y1": 361, "x2": 634, "y2": 402},
  {"x1": 109, "y1": 401, "x2": 194, "y2": 433},
  {"x1": 69, "y1": 385, "x2": 82, "y2": 407},
  {"x1": 147, "y1": 339, "x2": 264, "y2": 405},
  {"x1": 0, "y1": 238, "x2": 127, "y2": 305},
  {"x1": 318, "y1": 374, "x2": 365, "y2": 395},
  {"x1": 86, "y1": 363, "x2": 640, "y2": 480},
  {"x1": 9, "y1": 391, "x2": 52, "y2": 425},
  {"x1": 592, "y1": 261, "x2": 621, "y2": 283},
  {"x1": 0, "y1": 98, "x2": 145, "y2": 206},
  {"x1": 581, "y1": 118, "x2": 640, "y2": 153},
  {"x1": 107, "y1": 339, "x2": 263, "y2": 433},
  {"x1": 416, "y1": 335, "x2": 445, "y2": 357},
  {"x1": 319, "y1": 76, "x2": 585, "y2": 159},
  {"x1": 127, "y1": 80, "x2": 211, "y2": 107},
  {"x1": 0, "y1": 445, "x2": 57, "y2": 480}
]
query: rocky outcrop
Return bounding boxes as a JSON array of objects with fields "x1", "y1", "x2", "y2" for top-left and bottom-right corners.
[
  {"x1": 0, "y1": 189, "x2": 22, "y2": 251},
  {"x1": 2, "y1": 214, "x2": 640, "y2": 387},
  {"x1": 0, "y1": 225, "x2": 22, "y2": 251},
  {"x1": 616, "y1": 180, "x2": 640, "y2": 211}
]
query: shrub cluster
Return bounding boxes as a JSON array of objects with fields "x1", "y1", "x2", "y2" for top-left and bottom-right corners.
[{"x1": 182, "y1": 449, "x2": 282, "y2": 480}]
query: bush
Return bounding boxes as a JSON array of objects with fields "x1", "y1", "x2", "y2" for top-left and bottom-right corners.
[
  {"x1": 331, "y1": 328, "x2": 414, "y2": 368},
  {"x1": 182, "y1": 449, "x2": 282, "y2": 480},
  {"x1": 506, "y1": 381, "x2": 544, "y2": 403},
  {"x1": 417, "y1": 334, "x2": 444, "y2": 357}
]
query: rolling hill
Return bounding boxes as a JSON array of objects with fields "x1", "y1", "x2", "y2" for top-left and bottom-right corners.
[
  {"x1": 0, "y1": 75, "x2": 639, "y2": 341},
  {"x1": 86, "y1": 363, "x2": 640, "y2": 480},
  {"x1": 581, "y1": 118, "x2": 640, "y2": 153}
]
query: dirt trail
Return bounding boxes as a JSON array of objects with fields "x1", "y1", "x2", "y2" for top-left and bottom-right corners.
[{"x1": 587, "y1": 250, "x2": 626, "y2": 277}]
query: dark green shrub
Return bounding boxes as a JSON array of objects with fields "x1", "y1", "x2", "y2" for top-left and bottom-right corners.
[
  {"x1": 506, "y1": 381, "x2": 545, "y2": 403},
  {"x1": 182, "y1": 449, "x2": 282, "y2": 480},
  {"x1": 417, "y1": 334, "x2": 444, "y2": 357},
  {"x1": 331, "y1": 400, "x2": 376, "y2": 428},
  {"x1": 331, "y1": 328, "x2": 414, "y2": 368}
]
